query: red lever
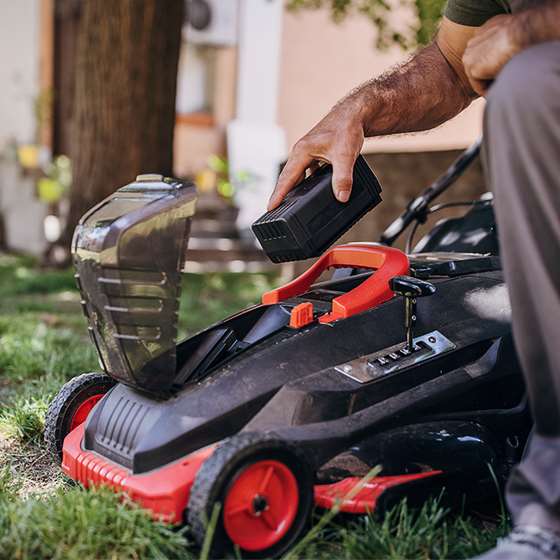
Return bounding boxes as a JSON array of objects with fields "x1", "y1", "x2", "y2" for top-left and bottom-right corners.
[{"x1": 262, "y1": 243, "x2": 409, "y2": 324}]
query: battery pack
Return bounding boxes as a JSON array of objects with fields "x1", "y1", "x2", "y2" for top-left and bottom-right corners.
[{"x1": 252, "y1": 155, "x2": 382, "y2": 263}]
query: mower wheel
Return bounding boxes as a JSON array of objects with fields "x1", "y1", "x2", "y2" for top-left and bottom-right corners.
[
  {"x1": 187, "y1": 432, "x2": 313, "y2": 558},
  {"x1": 44, "y1": 372, "x2": 115, "y2": 461}
]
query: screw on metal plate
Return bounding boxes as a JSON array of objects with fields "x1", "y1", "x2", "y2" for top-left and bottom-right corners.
[{"x1": 335, "y1": 363, "x2": 353, "y2": 375}]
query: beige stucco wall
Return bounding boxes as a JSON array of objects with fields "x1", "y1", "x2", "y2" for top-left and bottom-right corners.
[
  {"x1": 278, "y1": 8, "x2": 483, "y2": 153},
  {"x1": 0, "y1": 0, "x2": 40, "y2": 148}
]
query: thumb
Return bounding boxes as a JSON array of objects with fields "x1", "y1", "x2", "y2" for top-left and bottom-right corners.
[{"x1": 331, "y1": 155, "x2": 355, "y2": 203}]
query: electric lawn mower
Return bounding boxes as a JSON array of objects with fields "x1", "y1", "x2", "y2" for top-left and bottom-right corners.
[{"x1": 45, "y1": 142, "x2": 531, "y2": 557}]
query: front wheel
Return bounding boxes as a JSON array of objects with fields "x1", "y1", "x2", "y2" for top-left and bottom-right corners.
[
  {"x1": 44, "y1": 372, "x2": 115, "y2": 461},
  {"x1": 187, "y1": 432, "x2": 314, "y2": 558}
]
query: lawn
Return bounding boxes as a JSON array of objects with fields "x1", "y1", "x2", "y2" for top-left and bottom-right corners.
[{"x1": 0, "y1": 255, "x2": 507, "y2": 559}]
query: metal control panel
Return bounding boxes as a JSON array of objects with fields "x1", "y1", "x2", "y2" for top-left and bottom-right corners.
[{"x1": 335, "y1": 330, "x2": 456, "y2": 384}]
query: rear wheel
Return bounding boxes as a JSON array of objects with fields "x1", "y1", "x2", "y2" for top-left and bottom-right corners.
[
  {"x1": 187, "y1": 432, "x2": 313, "y2": 558},
  {"x1": 44, "y1": 372, "x2": 115, "y2": 461}
]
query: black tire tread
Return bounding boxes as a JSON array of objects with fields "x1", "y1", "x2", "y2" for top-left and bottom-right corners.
[
  {"x1": 187, "y1": 432, "x2": 312, "y2": 558},
  {"x1": 44, "y1": 372, "x2": 115, "y2": 461}
]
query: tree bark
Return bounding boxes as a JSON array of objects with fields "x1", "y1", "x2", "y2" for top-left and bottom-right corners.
[{"x1": 62, "y1": 0, "x2": 184, "y2": 247}]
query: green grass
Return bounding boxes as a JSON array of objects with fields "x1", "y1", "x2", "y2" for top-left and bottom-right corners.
[
  {"x1": 294, "y1": 500, "x2": 508, "y2": 560},
  {"x1": 0, "y1": 484, "x2": 191, "y2": 560},
  {"x1": 0, "y1": 254, "x2": 506, "y2": 559},
  {"x1": 0, "y1": 395, "x2": 49, "y2": 442}
]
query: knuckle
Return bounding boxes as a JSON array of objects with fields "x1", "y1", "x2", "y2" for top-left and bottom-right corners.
[
  {"x1": 293, "y1": 136, "x2": 311, "y2": 152},
  {"x1": 335, "y1": 149, "x2": 356, "y2": 160},
  {"x1": 335, "y1": 175, "x2": 353, "y2": 190}
]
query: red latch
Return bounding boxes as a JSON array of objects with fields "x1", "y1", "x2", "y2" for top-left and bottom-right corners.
[
  {"x1": 289, "y1": 302, "x2": 314, "y2": 329},
  {"x1": 262, "y1": 243, "x2": 409, "y2": 323}
]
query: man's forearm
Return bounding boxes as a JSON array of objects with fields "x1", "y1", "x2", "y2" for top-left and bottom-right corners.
[
  {"x1": 341, "y1": 43, "x2": 473, "y2": 138},
  {"x1": 269, "y1": 34, "x2": 477, "y2": 207},
  {"x1": 513, "y1": 1, "x2": 560, "y2": 48}
]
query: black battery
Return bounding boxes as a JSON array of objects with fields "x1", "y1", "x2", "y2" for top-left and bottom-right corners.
[{"x1": 252, "y1": 155, "x2": 382, "y2": 263}]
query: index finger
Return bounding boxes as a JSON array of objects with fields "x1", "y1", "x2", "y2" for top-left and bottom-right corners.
[{"x1": 267, "y1": 151, "x2": 313, "y2": 210}]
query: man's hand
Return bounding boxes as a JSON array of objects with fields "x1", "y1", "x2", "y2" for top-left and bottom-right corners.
[
  {"x1": 267, "y1": 105, "x2": 365, "y2": 210},
  {"x1": 463, "y1": 1, "x2": 560, "y2": 96},
  {"x1": 268, "y1": 40, "x2": 474, "y2": 210},
  {"x1": 463, "y1": 15, "x2": 521, "y2": 96}
]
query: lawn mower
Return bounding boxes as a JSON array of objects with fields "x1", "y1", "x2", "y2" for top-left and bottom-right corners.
[{"x1": 45, "y1": 143, "x2": 531, "y2": 558}]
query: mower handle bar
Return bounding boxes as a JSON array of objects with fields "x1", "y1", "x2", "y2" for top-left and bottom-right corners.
[
  {"x1": 380, "y1": 137, "x2": 482, "y2": 247},
  {"x1": 262, "y1": 243, "x2": 409, "y2": 323}
]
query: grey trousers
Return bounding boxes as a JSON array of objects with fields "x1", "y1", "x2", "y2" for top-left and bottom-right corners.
[{"x1": 483, "y1": 41, "x2": 560, "y2": 531}]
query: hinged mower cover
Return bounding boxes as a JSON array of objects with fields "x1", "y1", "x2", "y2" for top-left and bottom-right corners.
[{"x1": 72, "y1": 174, "x2": 197, "y2": 394}]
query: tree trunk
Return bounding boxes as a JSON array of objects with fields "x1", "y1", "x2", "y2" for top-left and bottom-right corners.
[{"x1": 61, "y1": 0, "x2": 184, "y2": 248}]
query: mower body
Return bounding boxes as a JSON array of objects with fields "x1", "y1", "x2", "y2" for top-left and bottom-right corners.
[{"x1": 62, "y1": 175, "x2": 529, "y2": 537}]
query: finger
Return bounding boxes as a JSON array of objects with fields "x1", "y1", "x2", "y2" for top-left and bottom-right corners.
[
  {"x1": 467, "y1": 56, "x2": 498, "y2": 81},
  {"x1": 468, "y1": 31, "x2": 491, "y2": 46},
  {"x1": 464, "y1": 59, "x2": 488, "y2": 96},
  {"x1": 331, "y1": 153, "x2": 357, "y2": 203},
  {"x1": 268, "y1": 152, "x2": 313, "y2": 210},
  {"x1": 473, "y1": 15, "x2": 507, "y2": 38},
  {"x1": 468, "y1": 76, "x2": 489, "y2": 97},
  {"x1": 468, "y1": 28, "x2": 500, "y2": 48},
  {"x1": 463, "y1": 47, "x2": 492, "y2": 81}
]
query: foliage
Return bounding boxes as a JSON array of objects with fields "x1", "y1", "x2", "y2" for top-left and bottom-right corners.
[
  {"x1": 37, "y1": 154, "x2": 72, "y2": 204},
  {"x1": 0, "y1": 254, "x2": 76, "y2": 297},
  {"x1": 0, "y1": 468, "x2": 20, "y2": 502},
  {"x1": 196, "y1": 155, "x2": 252, "y2": 201},
  {"x1": 0, "y1": 313, "x2": 97, "y2": 386},
  {"x1": 0, "y1": 396, "x2": 49, "y2": 443},
  {"x1": 328, "y1": 499, "x2": 508, "y2": 559},
  {"x1": 0, "y1": 487, "x2": 190, "y2": 560},
  {"x1": 208, "y1": 155, "x2": 234, "y2": 199},
  {"x1": 287, "y1": 0, "x2": 447, "y2": 49},
  {"x1": 287, "y1": 498, "x2": 508, "y2": 559}
]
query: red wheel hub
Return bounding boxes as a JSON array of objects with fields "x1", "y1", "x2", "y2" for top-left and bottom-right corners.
[
  {"x1": 69, "y1": 394, "x2": 104, "y2": 431},
  {"x1": 223, "y1": 459, "x2": 299, "y2": 552}
]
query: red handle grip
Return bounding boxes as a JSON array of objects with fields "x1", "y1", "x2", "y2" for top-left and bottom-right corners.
[{"x1": 262, "y1": 243, "x2": 409, "y2": 323}]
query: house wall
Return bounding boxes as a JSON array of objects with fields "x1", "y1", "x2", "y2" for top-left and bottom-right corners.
[
  {"x1": 174, "y1": 45, "x2": 237, "y2": 177},
  {"x1": 0, "y1": 0, "x2": 48, "y2": 255},
  {"x1": 277, "y1": 8, "x2": 483, "y2": 153},
  {"x1": 0, "y1": 0, "x2": 40, "y2": 148}
]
